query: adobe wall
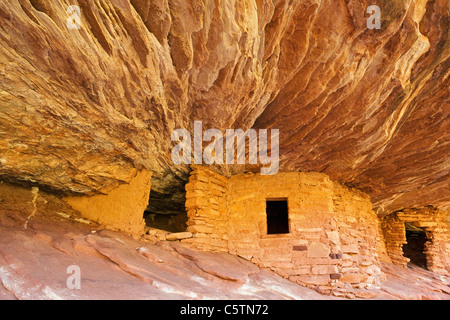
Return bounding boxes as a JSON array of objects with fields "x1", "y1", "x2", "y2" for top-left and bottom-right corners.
[
  {"x1": 181, "y1": 165, "x2": 386, "y2": 296},
  {"x1": 63, "y1": 169, "x2": 152, "y2": 237},
  {"x1": 381, "y1": 207, "x2": 450, "y2": 275}
]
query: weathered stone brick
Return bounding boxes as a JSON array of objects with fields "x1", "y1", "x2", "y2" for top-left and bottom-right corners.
[
  {"x1": 311, "y1": 265, "x2": 338, "y2": 275},
  {"x1": 307, "y1": 242, "x2": 330, "y2": 258},
  {"x1": 342, "y1": 243, "x2": 359, "y2": 254},
  {"x1": 341, "y1": 273, "x2": 367, "y2": 284},
  {"x1": 293, "y1": 275, "x2": 331, "y2": 286}
]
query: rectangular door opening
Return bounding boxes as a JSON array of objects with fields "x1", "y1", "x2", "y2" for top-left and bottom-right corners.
[
  {"x1": 266, "y1": 199, "x2": 289, "y2": 234},
  {"x1": 402, "y1": 222, "x2": 428, "y2": 269},
  {"x1": 143, "y1": 176, "x2": 188, "y2": 233}
]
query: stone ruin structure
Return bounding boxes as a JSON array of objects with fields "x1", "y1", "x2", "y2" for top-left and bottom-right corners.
[
  {"x1": 1, "y1": 0, "x2": 449, "y2": 301},
  {"x1": 180, "y1": 165, "x2": 386, "y2": 295},
  {"x1": 178, "y1": 166, "x2": 450, "y2": 295},
  {"x1": 382, "y1": 207, "x2": 450, "y2": 275},
  {"x1": 62, "y1": 165, "x2": 449, "y2": 297}
]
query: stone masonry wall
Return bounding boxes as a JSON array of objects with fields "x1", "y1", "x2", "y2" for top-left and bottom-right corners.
[
  {"x1": 332, "y1": 183, "x2": 385, "y2": 288},
  {"x1": 182, "y1": 166, "x2": 229, "y2": 252},
  {"x1": 181, "y1": 166, "x2": 386, "y2": 297},
  {"x1": 382, "y1": 207, "x2": 450, "y2": 275}
]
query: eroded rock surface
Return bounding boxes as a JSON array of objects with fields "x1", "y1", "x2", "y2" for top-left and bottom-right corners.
[{"x1": 0, "y1": 0, "x2": 448, "y2": 216}]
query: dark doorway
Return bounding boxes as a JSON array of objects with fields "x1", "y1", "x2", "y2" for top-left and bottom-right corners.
[
  {"x1": 402, "y1": 222, "x2": 428, "y2": 269},
  {"x1": 143, "y1": 211, "x2": 187, "y2": 233},
  {"x1": 266, "y1": 199, "x2": 289, "y2": 234},
  {"x1": 143, "y1": 174, "x2": 188, "y2": 233}
]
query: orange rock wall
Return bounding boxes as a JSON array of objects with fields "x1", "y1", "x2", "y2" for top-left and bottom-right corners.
[
  {"x1": 1, "y1": 0, "x2": 449, "y2": 218},
  {"x1": 182, "y1": 165, "x2": 386, "y2": 293}
]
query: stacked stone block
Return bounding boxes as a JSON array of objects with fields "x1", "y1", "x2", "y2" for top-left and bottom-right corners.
[
  {"x1": 182, "y1": 165, "x2": 229, "y2": 252},
  {"x1": 382, "y1": 207, "x2": 450, "y2": 275}
]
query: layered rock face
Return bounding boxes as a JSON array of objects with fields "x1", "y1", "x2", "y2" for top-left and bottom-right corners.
[{"x1": 0, "y1": 0, "x2": 449, "y2": 217}]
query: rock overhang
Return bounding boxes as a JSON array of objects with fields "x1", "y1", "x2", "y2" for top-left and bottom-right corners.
[{"x1": 0, "y1": 0, "x2": 448, "y2": 217}]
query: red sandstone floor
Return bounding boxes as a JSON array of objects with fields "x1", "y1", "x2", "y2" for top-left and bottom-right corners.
[{"x1": 0, "y1": 209, "x2": 448, "y2": 300}]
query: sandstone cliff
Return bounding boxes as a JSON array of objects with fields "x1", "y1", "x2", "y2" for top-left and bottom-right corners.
[{"x1": 0, "y1": 0, "x2": 448, "y2": 216}]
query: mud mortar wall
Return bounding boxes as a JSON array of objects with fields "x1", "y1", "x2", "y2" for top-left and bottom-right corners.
[{"x1": 63, "y1": 169, "x2": 152, "y2": 237}]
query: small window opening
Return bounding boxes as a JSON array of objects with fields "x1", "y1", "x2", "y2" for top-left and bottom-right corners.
[
  {"x1": 402, "y1": 222, "x2": 428, "y2": 269},
  {"x1": 266, "y1": 199, "x2": 289, "y2": 234}
]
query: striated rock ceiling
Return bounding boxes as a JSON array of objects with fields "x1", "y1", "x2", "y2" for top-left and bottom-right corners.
[{"x1": 0, "y1": 0, "x2": 448, "y2": 216}]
